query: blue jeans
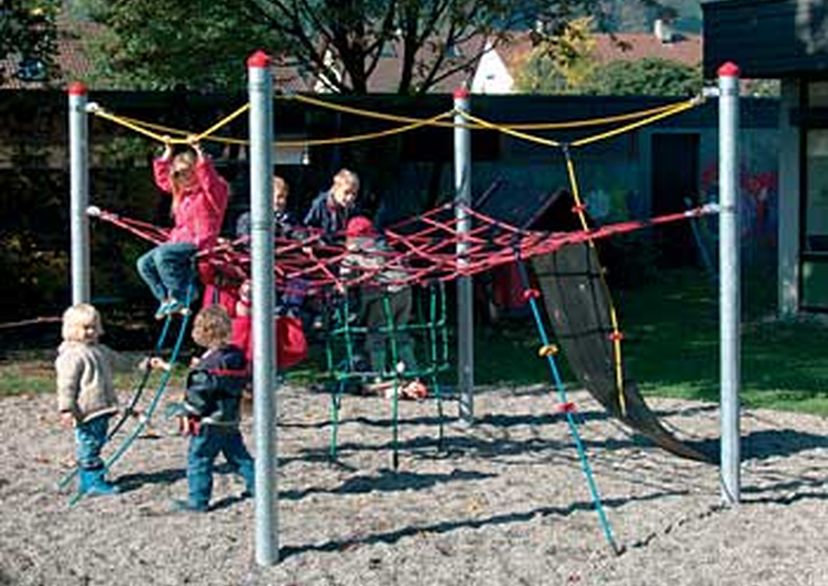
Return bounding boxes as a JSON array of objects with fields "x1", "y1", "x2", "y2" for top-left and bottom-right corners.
[
  {"x1": 136, "y1": 242, "x2": 198, "y2": 303},
  {"x1": 75, "y1": 415, "x2": 111, "y2": 470},
  {"x1": 187, "y1": 426, "x2": 255, "y2": 509}
]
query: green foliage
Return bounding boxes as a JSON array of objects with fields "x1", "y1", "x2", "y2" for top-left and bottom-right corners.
[
  {"x1": 77, "y1": 0, "x2": 284, "y2": 90},
  {"x1": 585, "y1": 57, "x2": 702, "y2": 97},
  {"x1": 743, "y1": 79, "x2": 781, "y2": 98},
  {"x1": 0, "y1": 0, "x2": 60, "y2": 84},
  {"x1": 513, "y1": 16, "x2": 598, "y2": 94}
]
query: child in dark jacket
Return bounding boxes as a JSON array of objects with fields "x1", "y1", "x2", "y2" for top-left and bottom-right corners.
[
  {"x1": 152, "y1": 305, "x2": 254, "y2": 512},
  {"x1": 303, "y1": 168, "x2": 360, "y2": 236},
  {"x1": 235, "y1": 175, "x2": 296, "y2": 239}
]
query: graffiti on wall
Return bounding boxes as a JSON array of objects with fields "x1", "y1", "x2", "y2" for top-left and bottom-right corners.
[{"x1": 701, "y1": 160, "x2": 778, "y2": 251}]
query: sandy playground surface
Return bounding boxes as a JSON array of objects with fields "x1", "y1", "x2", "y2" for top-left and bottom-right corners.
[{"x1": 0, "y1": 383, "x2": 826, "y2": 586}]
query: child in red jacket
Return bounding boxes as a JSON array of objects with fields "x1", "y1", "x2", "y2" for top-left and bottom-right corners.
[{"x1": 136, "y1": 136, "x2": 229, "y2": 319}]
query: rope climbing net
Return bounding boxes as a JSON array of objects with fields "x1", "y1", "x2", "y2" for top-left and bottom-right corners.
[{"x1": 89, "y1": 202, "x2": 715, "y2": 295}]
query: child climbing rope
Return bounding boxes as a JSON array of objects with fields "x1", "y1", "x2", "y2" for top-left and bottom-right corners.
[
  {"x1": 149, "y1": 305, "x2": 254, "y2": 512},
  {"x1": 56, "y1": 303, "x2": 128, "y2": 497},
  {"x1": 136, "y1": 135, "x2": 230, "y2": 320}
]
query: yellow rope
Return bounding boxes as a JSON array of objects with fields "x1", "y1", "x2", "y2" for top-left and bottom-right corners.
[
  {"x1": 457, "y1": 110, "x2": 561, "y2": 147},
  {"x1": 511, "y1": 101, "x2": 687, "y2": 130},
  {"x1": 192, "y1": 103, "x2": 250, "y2": 142},
  {"x1": 90, "y1": 104, "x2": 250, "y2": 145},
  {"x1": 110, "y1": 115, "x2": 190, "y2": 137},
  {"x1": 564, "y1": 150, "x2": 627, "y2": 416},
  {"x1": 290, "y1": 93, "x2": 695, "y2": 131},
  {"x1": 278, "y1": 110, "x2": 455, "y2": 147},
  {"x1": 93, "y1": 103, "x2": 454, "y2": 148},
  {"x1": 90, "y1": 109, "x2": 170, "y2": 143},
  {"x1": 456, "y1": 97, "x2": 699, "y2": 151},
  {"x1": 92, "y1": 95, "x2": 700, "y2": 153},
  {"x1": 290, "y1": 93, "x2": 461, "y2": 128},
  {"x1": 571, "y1": 98, "x2": 698, "y2": 148}
]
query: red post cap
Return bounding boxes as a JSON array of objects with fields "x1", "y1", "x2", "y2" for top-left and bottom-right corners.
[
  {"x1": 67, "y1": 81, "x2": 87, "y2": 96},
  {"x1": 453, "y1": 86, "x2": 470, "y2": 99},
  {"x1": 717, "y1": 62, "x2": 740, "y2": 78},
  {"x1": 247, "y1": 50, "x2": 271, "y2": 68}
]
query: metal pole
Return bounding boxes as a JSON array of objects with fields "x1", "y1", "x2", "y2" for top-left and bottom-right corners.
[
  {"x1": 68, "y1": 82, "x2": 90, "y2": 304},
  {"x1": 453, "y1": 87, "x2": 474, "y2": 423},
  {"x1": 248, "y1": 50, "x2": 278, "y2": 565},
  {"x1": 718, "y1": 62, "x2": 741, "y2": 504}
]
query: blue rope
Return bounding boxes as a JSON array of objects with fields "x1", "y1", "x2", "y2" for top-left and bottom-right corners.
[
  {"x1": 106, "y1": 313, "x2": 174, "y2": 440},
  {"x1": 516, "y1": 259, "x2": 620, "y2": 554}
]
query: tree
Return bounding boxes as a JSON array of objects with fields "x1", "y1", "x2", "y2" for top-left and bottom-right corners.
[
  {"x1": 78, "y1": 0, "x2": 663, "y2": 94},
  {"x1": 77, "y1": 0, "x2": 285, "y2": 91},
  {"x1": 513, "y1": 16, "x2": 598, "y2": 94},
  {"x1": 246, "y1": 0, "x2": 661, "y2": 95},
  {"x1": 584, "y1": 57, "x2": 702, "y2": 97},
  {"x1": 0, "y1": 0, "x2": 60, "y2": 85}
]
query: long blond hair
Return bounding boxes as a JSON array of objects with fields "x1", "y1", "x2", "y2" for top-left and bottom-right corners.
[{"x1": 170, "y1": 150, "x2": 197, "y2": 214}]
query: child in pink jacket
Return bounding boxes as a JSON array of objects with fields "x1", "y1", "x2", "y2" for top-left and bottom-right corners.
[{"x1": 136, "y1": 137, "x2": 229, "y2": 319}]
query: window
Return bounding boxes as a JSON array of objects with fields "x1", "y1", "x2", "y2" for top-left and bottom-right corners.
[
  {"x1": 804, "y1": 129, "x2": 828, "y2": 251},
  {"x1": 16, "y1": 57, "x2": 47, "y2": 82},
  {"x1": 808, "y1": 81, "x2": 828, "y2": 107}
]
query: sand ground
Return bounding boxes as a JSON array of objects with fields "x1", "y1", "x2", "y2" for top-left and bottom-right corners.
[{"x1": 1, "y1": 383, "x2": 826, "y2": 585}]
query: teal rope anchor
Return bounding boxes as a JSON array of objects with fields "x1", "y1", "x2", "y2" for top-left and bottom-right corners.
[{"x1": 515, "y1": 258, "x2": 621, "y2": 555}]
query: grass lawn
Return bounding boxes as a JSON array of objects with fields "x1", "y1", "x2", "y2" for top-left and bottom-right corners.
[
  {"x1": 476, "y1": 266, "x2": 828, "y2": 417},
  {"x1": 2, "y1": 266, "x2": 827, "y2": 417}
]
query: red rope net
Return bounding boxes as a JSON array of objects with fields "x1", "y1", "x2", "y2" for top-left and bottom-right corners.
[{"x1": 90, "y1": 203, "x2": 716, "y2": 296}]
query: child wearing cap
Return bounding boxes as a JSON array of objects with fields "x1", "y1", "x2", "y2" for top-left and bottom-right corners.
[{"x1": 341, "y1": 216, "x2": 425, "y2": 398}]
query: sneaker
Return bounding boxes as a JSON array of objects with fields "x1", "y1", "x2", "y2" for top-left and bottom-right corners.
[
  {"x1": 165, "y1": 298, "x2": 191, "y2": 316},
  {"x1": 154, "y1": 300, "x2": 172, "y2": 320},
  {"x1": 400, "y1": 380, "x2": 428, "y2": 400}
]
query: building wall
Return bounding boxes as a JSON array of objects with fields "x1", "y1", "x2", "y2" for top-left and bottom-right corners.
[
  {"x1": 703, "y1": 0, "x2": 828, "y2": 79},
  {"x1": 778, "y1": 79, "x2": 801, "y2": 316}
]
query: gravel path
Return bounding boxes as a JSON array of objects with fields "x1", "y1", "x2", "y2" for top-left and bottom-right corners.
[{"x1": 1, "y1": 384, "x2": 826, "y2": 585}]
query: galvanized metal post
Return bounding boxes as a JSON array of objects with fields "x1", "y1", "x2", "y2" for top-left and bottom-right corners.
[
  {"x1": 454, "y1": 87, "x2": 474, "y2": 423},
  {"x1": 718, "y1": 62, "x2": 741, "y2": 504},
  {"x1": 68, "y1": 82, "x2": 90, "y2": 304},
  {"x1": 248, "y1": 51, "x2": 278, "y2": 565}
]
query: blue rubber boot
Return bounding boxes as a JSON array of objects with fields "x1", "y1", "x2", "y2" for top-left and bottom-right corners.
[{"x1": 79, "y1": 469, "x2": 120, "y2": 497}]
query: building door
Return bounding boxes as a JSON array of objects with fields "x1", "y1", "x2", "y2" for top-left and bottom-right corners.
[{"x1": 651, "y1": 133, "x2": 701, "y2": 266}]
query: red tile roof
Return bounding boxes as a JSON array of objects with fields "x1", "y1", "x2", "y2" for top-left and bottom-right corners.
[
  {"x1": 593, "y1": 32, "x2": 702, "y2": 66},
  {"x1": 0, "y1": 16, "x2": 98, "y2": 89}
]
